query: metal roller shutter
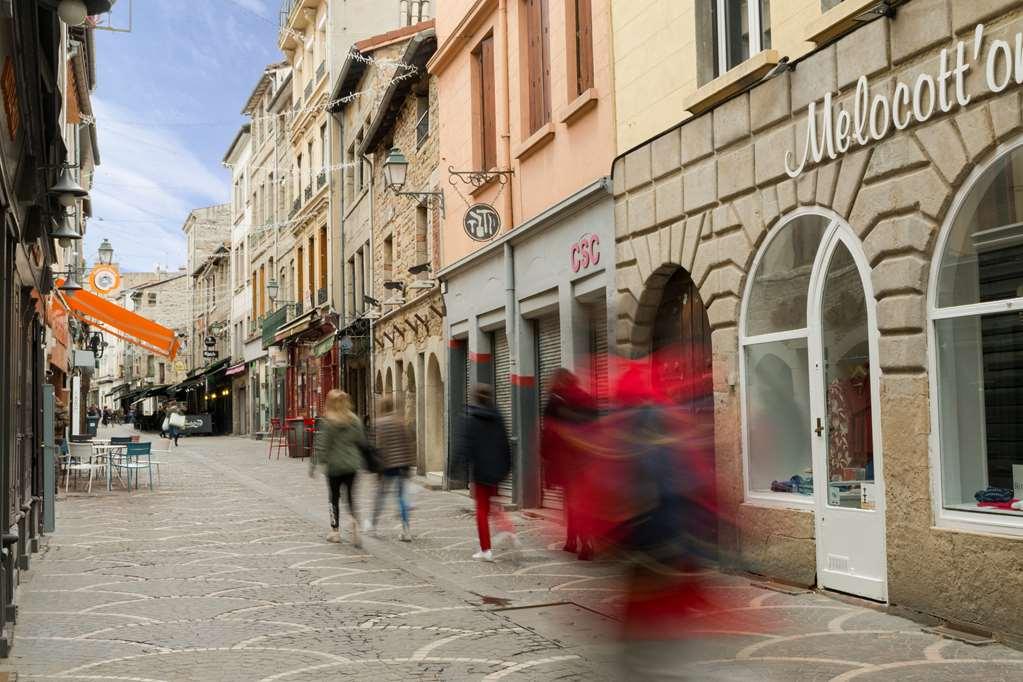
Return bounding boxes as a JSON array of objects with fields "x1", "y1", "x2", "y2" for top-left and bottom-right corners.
[
  {"x1": 492, "y1": 329, "x2": 514, "y2": 502},
  {"x1": 589, "y1": 300, "x2": 609, "y2": 412},
  {"x1": 536, "y1": 314, "x2": 563, "y2": 510}
]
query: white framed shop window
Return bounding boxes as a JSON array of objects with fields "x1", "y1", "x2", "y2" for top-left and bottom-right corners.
[
  {"x1": 739, "y1": 212, "x2": 828, "y2": 508},
  {"x1": 927, "y1": 137, "x2": 1023, "y2": 538}
]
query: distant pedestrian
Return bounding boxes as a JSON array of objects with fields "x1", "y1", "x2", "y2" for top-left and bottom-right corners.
[
  {"x1": 369, "y1": 397, "x2": 415, "y2": 541},
  {"x1": 310, "y1": 390, "x2": 368, "y2": 547},
  {"x1": 455, "y1": 384, "x2": 517, "y2": 562},
  {"x1": 541, "y1": 369, "x2": 598, "y2": 560},
  {"x1": 166, "y1": 402, "x2": 184, "y2": 446}
]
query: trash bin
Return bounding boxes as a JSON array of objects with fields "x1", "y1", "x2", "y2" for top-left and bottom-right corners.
[
  {"x1": 85, "y1": 415, "x2": 99, "y2": 436},
  {"x1": 286, "y1": 417, "x2": 306, "y2": 458}
]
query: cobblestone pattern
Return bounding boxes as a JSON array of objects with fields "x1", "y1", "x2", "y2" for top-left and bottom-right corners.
[{"x1": 3, "y1": 428, "x2": 1022, "y2": 680}]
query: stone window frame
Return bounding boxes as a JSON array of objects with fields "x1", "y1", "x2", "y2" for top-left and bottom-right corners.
[
  {"x1": 926, "y1": 137, "x2": 1023, "y2": 540},
  {"x1": 738, "y1": 206, "x2": 882, "y2": 511}
]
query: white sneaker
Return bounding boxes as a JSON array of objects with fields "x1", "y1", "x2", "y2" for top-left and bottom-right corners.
[
  {"x1": 326, "y1": 530, "x2": 341, "y2": 543},
  {"x1": 399, "y1": 530, "x2": 412, "y2": 542},
  {"x1": 472, "y1": 549, "x2": 494, "y2": 562}
]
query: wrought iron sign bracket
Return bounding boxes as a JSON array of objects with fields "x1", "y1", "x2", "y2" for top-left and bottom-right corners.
[{"x1": 448, "y1": 166, "x2": 514, "y2": 190}]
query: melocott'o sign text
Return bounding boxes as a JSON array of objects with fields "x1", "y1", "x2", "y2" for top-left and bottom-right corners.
[{"x1": 786, "y1": 24, "x2": 1018, "y2": 178}]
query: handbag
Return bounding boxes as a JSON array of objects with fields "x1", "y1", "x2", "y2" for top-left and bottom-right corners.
[
  {"x1": 169, "y1": 413, "x2": 186, "y2": 428},
  {"x1": 360, "y1": 441, "x2": 381, "y2": 473},
  {"x1": 161, "y1": 417, "x2": 170, "y2": 432}
]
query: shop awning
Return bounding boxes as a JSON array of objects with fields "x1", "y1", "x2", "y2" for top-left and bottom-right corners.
[
  {"x1": 312, "y1": 333, "x2": 336, "y2": 357},
  {"x1": 225, "y1": 362, "x2": 247, "y2": 376},
  {"x1": 58, "y1": 282, "x2": 181, "y2": 360},
  {"x1": 274, "y1": 310, "x2": 316, "y2": 344},
  {"x1": 262, "y1": 306, "x2": 289, "y2": 348}
]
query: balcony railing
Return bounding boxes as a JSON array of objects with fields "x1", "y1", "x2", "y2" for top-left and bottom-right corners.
[
  {"x1": 304, "y1": 185, "x2": 312, "y2": 201},
  {"x1": 316, "y1": 61, "x2": 325, "y2": 83},
  {"x1": 317, "y1": 170, "x2": 326, "y2": 188},
  {"x1": 290, "y1": 197, "x2": 300, "y2": 217},
  {"x1": 317, "y1": 287, "x2": 327, "y2": 304},
  {"x1": 304, "y1": 79, "x2": 313, "y2": 101},
  {"x1": 294, "y1": 302, "x2": 304, "y2": 316}
]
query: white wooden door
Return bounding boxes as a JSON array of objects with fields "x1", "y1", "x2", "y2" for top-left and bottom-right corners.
[{"x1": 808, "y1": 224, "x2": 888, "y2": 601}]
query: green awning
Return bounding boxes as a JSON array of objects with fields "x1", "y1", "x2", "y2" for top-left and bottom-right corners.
[
  {"x1": 312, "y1": 334, "x2": 336, "y2": 357},
  {"x1": 262, "y1": 307, "x2": 288, "y2": 348}
]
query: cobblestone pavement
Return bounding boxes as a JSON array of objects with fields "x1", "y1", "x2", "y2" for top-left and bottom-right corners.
[{"x1": 2, "y1": 427, "x2": 1021, "y2": 681}]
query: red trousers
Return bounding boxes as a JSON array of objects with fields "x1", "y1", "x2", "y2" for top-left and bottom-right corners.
[{"x1": 474, "y1": 483, "x2": 514, "y2": 551}]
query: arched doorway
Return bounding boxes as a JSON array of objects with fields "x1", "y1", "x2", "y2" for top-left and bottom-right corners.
[
  {"x1": 426, "y1": 354, "x2": 445, "y2": 474},
  {"x1": 650, "y1": 267, "x2": 717, "y2": 551}
]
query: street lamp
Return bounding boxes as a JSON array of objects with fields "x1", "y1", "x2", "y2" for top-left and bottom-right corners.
[
  {"x1": 266, "y1": 278, "x2": 279, "y2": 303},
  {"x1": 49, "y1": 214, "x2": 82, "y2": 248},
  {"x1": 53, "y1": 0, "x2": 117, "y2": 26},
  {"x1": 98, "y1": 238, "x2": 114, "y2": 265},
  {"x1": 383, "y1": 147, "x2": 409, "y2": 193},
  {"x1": 382, "y1": 146, "x2": 444, "y2": 217},
  {"x1": 48, "y1": 164, "x2": 89, "y2": 207}
]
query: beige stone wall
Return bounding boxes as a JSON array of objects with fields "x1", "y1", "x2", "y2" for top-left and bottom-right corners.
[{"x1": 613, "y1": 1, "x2": 1023, "y2": 640}]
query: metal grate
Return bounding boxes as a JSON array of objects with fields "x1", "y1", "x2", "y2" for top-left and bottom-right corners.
[{"x1": 827, "y1": 554, "x2": 851, "y2": 573}]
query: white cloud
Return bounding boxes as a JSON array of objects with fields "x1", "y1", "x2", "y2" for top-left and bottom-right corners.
[
  {"x1": 230, "y1": 0, "x2": 270, "y2": 17},
  {"x1": 84, "y1": 97, "x2": 231, "y2": 272}
]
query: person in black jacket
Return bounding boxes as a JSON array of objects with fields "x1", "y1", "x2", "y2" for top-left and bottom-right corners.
[{"x1": 455, "y1": 384, "x2": 517, "y2": 562}]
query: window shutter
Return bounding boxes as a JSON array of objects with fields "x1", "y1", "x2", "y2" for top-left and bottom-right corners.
[
  {"x1": 481, "y1": 35, "x2": 497, "y2": 170},
  {"x1": 526, "y1": 0, "x2": 543, "y2": 132},
  {"x1": 576, "y1": 0, "x2": 594, "y2": 94},
  {"x1": 540, "y1": 0, "x2": 551, "y2": 126}
]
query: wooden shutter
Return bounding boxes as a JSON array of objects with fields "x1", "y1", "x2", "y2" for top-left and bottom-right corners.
[
  {"x1": 540, "y1": 0, "x2": 551, "y2": 125},
  {"x1": 480, "y1": 34, "x2": 497, "y2": 170},
  {"x1": 575, "y1": 0, "x2": 594, "y2": 95},
  {"x1": 526, "y1": 0, "x2": 543, "y2": 132}
]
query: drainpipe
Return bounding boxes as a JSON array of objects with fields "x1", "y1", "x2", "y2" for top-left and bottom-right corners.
[
  {"x1": 496, "y1": 0, "x2": 515, "y2": 228},
  {"x1": 363, "y1": 151, "x2": 375, "y2": 427}
]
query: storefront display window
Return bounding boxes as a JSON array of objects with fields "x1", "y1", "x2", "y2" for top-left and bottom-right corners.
[
  {"x1": 933, "y1": 146, "x2": 1023, "y2": 519},
  {"x1": 741, "y1": 215, "x2": 828, "y2": 497}
]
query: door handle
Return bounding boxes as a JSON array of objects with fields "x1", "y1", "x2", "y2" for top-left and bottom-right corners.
[{"x1": 814, "y1": 417, "x2": 824, "y2": 437}]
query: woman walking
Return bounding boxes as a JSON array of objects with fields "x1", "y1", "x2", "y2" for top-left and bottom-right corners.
[
  {"x1": 310, "y1": 390, "x2": 367, "y2": 546},
  {"x1": 166, "y1": 402, "x2": 184, "y2": 447},
  {"x1": 370, "y1": 397, "x2": 415, "y2": 541},
  {"x1": 455, "y1": 384, "x2": 516, "y2": 562}
]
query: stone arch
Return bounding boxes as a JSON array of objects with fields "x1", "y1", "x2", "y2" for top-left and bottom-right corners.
[
  {"x1": 374, "y1": 370, "x2": 383, "y2": 396},
  {"x1": 425, "y1": 353, "x2": 445, "y2": 473},
  {"x1": 384, "y1": 367, "x2": 393, "y2": 400}
]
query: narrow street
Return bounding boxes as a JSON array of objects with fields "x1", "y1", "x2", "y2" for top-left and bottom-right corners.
[{"x1": 0, "y1": 428, "x2": 1019, "y2": 681}]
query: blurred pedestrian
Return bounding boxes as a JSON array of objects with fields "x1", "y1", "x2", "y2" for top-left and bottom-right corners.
[
  {"x1": 455, "y1": 384, "x2": 516, "y2": 562},
  {"x1": 166, "y1": 401, "x2": 184, "y2": 447},
  {"x1": 310, "y1": 390, "x2": 367, "y2": 546},
  {"x1": 101, "y1": 407, "x2": 111, "y2": 426},
  {"x1": 541, "y1": 369, "x2": 598, "y2": 560},
  {"x1": 369, "y1": 397, "x2": 415, "y2": 541}
]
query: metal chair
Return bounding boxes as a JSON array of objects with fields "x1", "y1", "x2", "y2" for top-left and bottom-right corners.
[
  {"x1": 267, "y1": 418, "x2": 289, "y2": 460},
  {"x1": 111, "y1": 442, "x2": 154, "y2": 491},
  {"x1": 302, "y1": 418, "x2": 317, "y2": 459},
  {"x1": 110, "y1": 436, "x2": 133, "y2": 445},
  {"x1": 65, "y1": 443, "x2": 103, "y2": 494}
]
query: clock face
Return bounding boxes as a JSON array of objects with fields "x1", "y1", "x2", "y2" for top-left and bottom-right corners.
[{"x1": 90, "y1": 266, "x2": 120, "y2": 294}]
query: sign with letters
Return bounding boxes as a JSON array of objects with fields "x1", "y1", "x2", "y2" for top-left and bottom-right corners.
[
  {"x1": 463, "y1": 203, "x2": 501, "y2": 242},
  {"x1": 787, "y1": 24, "x2": 1021, "y2": 178},
  {"x1": 570, "y1": 233, "x2": 601, "y2": 273}
]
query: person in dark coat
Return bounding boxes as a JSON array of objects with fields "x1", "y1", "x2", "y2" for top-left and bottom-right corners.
[
  {"x1": 455, "y1": 384, "x2": 517, "y2": 562},
  {"x1": 369, "y1": 397, "x2": 416, "y2": 541},
  {"x1": 541, "y1": 368, "x2": 598, "y2": 560}
]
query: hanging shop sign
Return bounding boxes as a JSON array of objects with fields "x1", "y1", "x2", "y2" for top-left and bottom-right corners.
[
  {"x1": 203, "y1": 349, "x2": 218, "y2": 359},
  {"x1": 570, "y1": 233, "x2": 601, "y2": 273},
  {"x1": 464, "y1": 203, "x2": 501, "y2": 241},
  {"x1": 204, "y1": 335, "x2": 217, "y2": 347},
  {"x1": 89, "y1": 264, "x2": 121, "y2": 295},
  {"x1": 786, "y1": 24, "x2": 1018, "y2": 178}
]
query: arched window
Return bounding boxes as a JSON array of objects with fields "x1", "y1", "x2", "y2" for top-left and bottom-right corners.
[
  {"x1": 741, "y1": 214, "x2": 828, "y2": 498},
  {"x1": 930, "y1": 145, "x2": 1023, "y2": 526}
]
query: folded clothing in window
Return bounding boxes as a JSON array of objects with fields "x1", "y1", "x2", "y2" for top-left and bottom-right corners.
[
  {"x1": 977, "y1": 498, "x2": 1020, "y2": 510},
  {"x1": 974, "y1": 487, "x2": 1015, "y2": 503},
  {"x1": 771, "y1": 475, "x2": 813, "y2": 495}
]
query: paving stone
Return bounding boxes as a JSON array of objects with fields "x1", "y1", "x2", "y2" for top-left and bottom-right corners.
[{"x1": 3, "y1": 426, "x2": 1020, "y2": 681}]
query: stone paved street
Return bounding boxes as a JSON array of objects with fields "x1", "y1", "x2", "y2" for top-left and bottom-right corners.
[{"x1": 2, "y1": 427, "x2": 1022, "y2": 681}]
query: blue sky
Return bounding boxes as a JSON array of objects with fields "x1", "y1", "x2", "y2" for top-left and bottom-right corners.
[{"x1": 84, "y1": 0, "x2": 282, "y2": 272}]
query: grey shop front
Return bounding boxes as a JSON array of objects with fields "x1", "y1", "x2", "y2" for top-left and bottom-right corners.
[{"x1": 441, "y1": 179, "x2": 615, "y2": 509}]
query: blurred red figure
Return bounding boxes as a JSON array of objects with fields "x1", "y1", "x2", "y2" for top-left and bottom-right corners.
[{"x1": 540, "y1": 368, "x2": 598, "y2": 560}]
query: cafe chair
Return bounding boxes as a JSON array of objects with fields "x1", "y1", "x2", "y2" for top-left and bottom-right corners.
[
  {"x1": 111, "y1": 442, "x2": 154, "y2": 491},
  {"x1": 65, "y1": 442, "x2": 104, "y2": 494}
]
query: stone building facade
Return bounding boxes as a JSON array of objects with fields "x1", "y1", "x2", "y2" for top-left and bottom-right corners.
[
  {"x1": 612, "y1": 0, "x2": 1023, "y2": 644},
  {"x1": 364, "y1": 27, "x2": 446, "y2": 475}
]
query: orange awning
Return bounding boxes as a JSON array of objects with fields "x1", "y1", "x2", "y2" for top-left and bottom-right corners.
[{"x1": 57, "y1": 281, "x2": 181, "y2": 360}]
